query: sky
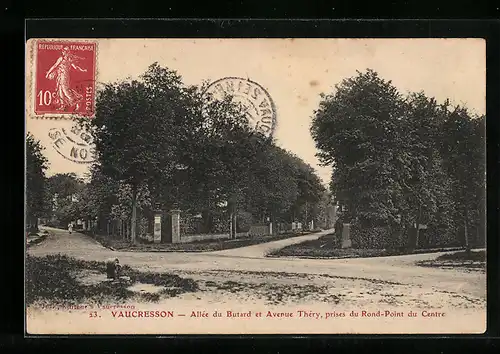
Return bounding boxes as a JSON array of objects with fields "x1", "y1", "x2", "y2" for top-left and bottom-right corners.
[{"x1": 26, "y1": 38, "x2": 485, "y2": 185}]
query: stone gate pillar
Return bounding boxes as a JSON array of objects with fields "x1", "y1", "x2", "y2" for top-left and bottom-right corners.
[
  {"x1": 341, "y1": 223, "x2": 352, "y2": 248},
  {"x1": 171, "y1": 209, "x2": 181, "y2": 244},
  {"x1": 153, "y1": 208, "x2": 162, "y2": 244}
]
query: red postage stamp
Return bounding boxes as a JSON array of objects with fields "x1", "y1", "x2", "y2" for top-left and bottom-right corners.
[{"x1": 35, "y1": 41, "x2": 97, "y2": 117}]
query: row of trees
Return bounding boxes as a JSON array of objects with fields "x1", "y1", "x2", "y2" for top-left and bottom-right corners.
[
  {"x1": 311, "y1": 69, "x2": 485, "y2": 249},
  {"x1": 27, "y1": 63, "x2": 328, "y2": 241}
]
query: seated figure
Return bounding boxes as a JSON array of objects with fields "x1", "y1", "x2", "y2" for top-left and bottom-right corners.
[{"x1": 106, "y1": 258, "x2": 121, "y2": 279}]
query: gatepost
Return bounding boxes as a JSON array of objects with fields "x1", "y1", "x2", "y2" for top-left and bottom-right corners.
[
  {"x1": 153, "y1": 204, "x2": 162, "y2": 244},
  {"x1": 341, "y1": 223, "x2": 352, "y2": 248},
  {"x1": 171, "y1": 209, "x2": 181, "y2": 244},
  {"x1": 266, "y1": 217, "x2": 273, "y2": 236}
]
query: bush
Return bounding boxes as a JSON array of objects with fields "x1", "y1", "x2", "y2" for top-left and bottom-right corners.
[
  {"x1": 350, "y1": 224, "x2": 406, "y2": 249},
  {"x1": 44, "y1": 220, "x2": 64, "y2": 228},
  {"x1": 418, "y1": 225, "x2": 461, "y2": 249}
]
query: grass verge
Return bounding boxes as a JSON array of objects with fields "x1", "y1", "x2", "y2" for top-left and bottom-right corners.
[
  {"x1": 416, "y1": 250, "x2": 486, "y2": 272},
  {"x1": 25, "y1": 254, "x2": 199, "y2": 306},
  {"x1": 268, "y1": 234, "x2": 466, "y2": 259}
]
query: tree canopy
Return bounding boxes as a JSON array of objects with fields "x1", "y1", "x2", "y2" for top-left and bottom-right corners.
[
  {"x1": 311, "y1": 69, "x2": 485, "y2": 249},
  {"x1": 75, "y1": 63, "x2": 327, "y2": 241},
  {"x1": 26, "y1": 133, "x2": 49, "y2": 230}
]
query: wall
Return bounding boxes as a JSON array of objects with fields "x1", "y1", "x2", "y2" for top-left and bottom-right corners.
[
  {"x1": 178, "y1": 231, "x2": 249, "y2": 243},
  {"x1": 248, "y1": 225, "x2": 270, "y2": 237}
]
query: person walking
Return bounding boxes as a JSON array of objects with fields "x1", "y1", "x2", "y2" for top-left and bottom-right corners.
[{"x1": 68, "y1": 222, "x2": 73, "y2": 234}]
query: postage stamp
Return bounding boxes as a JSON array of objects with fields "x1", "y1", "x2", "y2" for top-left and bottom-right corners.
[
  {"x1": 203, "y1": 77, "x2": 277, "y2": 138},
  {"x1": 33, "y1": 40, "x2": 97, "y2": 117}
]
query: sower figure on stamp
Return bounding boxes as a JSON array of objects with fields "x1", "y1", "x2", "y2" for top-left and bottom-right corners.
[
  {"x1": 68, "y1": 222, "x2": 73, "y2": 234},
  {"x1": 45, "y1": 46, "x2": 87, "y2": 111}
]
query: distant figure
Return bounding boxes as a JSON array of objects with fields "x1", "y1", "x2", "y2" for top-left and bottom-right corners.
[{"x1": 68, "y1": 222, "x2": 73, "y2": 234}]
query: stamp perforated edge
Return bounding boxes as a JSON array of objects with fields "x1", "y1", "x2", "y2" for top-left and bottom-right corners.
[{"x1": 26, "y1": 38, "x2": 99, "y2": 121}]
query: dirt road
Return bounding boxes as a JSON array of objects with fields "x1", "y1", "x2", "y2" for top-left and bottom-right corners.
[{"x1": 26, "y1": 227, "x2": 486, "y2": 334}]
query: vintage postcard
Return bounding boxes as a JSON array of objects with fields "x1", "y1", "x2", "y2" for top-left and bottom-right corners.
[{"x1": 25, "y1": 38, "x2": 486, "y2": 335}]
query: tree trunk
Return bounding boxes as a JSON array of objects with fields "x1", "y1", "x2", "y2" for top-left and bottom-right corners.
[
  {"x1": 415, "y1": 203, "x2": 422, "y2": 249},
  {"x1": 131, "y1": 184, "x2": 138, "y2": 244},
  {"x1": 270, "y1": 211, "x2": 276, "y2": 236},
  {"x1": 202, "y1": 209, "x2": 211, "y2": 234},
  {"x1": 229, "y1": 211, "x2": 234, "y2": 239},
  {"x1": 464, "y1": 210, "x2": 471, "y2": 254},
  {"x1": 233, "y1": 211, "x2": 237, "y2": 238},
  {"x1": 305, "y1": 201, "x2": 308, "y2": 230}
]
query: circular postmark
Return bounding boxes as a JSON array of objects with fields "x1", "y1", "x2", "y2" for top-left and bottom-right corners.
[
  {"x1": 48, "y1": 124, "x2": 96, "y2": 164},
  {"x1": 203, "y1": 77, "x2": 277, "y2": 138}
]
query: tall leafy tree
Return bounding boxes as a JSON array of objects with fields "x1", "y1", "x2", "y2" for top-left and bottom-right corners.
[
  {"x1": 398, "y1": 93, "x2": 455, "y2": 247},
  {"x1": 240, "y1": 145, "x2": 321, "y2": 224},
  {"x1": 85, "y1": 63, "x2": 264, "y2": 241},
  {"x1": 311, "y1": 69, "x2": 486, "y2": 249},
  {"x1": 26, "y1": 133, "x2": 48, "y2": 231},
  {"x1": 289, "y1": 154, "x2": 326, "y2": 224},
  {"x1": 85, "y1": 63, "x2": 200, "y2": 243},
  {"x1": 84, "y1": 165, "x2": 120, "y2": 233},
  {"x1": 311, "y1": 69, "x2": 405, "y2": 227},
  {"x1": 438, "y1": 106, "x2": 486, "y2": 250},
  {"x1": 45, "y1": 173, "x2": 85, "y2": 227}
]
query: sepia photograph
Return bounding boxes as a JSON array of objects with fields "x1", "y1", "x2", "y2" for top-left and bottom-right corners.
[{"x1": 25, "y1": 38, "x2": 486, "y2": 334}]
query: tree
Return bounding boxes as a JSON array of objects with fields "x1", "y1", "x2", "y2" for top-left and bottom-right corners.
[
  {"x1": 397, "y1": 93, "x2": 456, "y2": 248},
  {"x1": 438, "y1": 106, "x2": 486, "y2": 250},
  {"x1": 288, "y1": 154, "x2": 326, "y2": 225},
  {"x1": 45, "y1": 173, "x2": 85, "y2": 227},
  {"x1": 85, "y1": 63, "x2": 200, "y2": 243},
  {"x1": 311, "y1": 69, "x2": 486, "y2": 250},
  {"x1": 311, "y1": 69, "x2": 406, "y2": 228},
  {"x1": 172, "y1": 87, "x2": 257, "y2": 210},
  {"x1": 84, "y1": 63, "x2": 262, "y2": 241},
  {"x1": 83, "y1": 164, "x2": 120, "y2": 233},
  {"x1": 26, "y1": 133, "x2": 48, "y2": 231},
  {"x1": 237, "y1": 145, "x2": 325, "y2": 228}
]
